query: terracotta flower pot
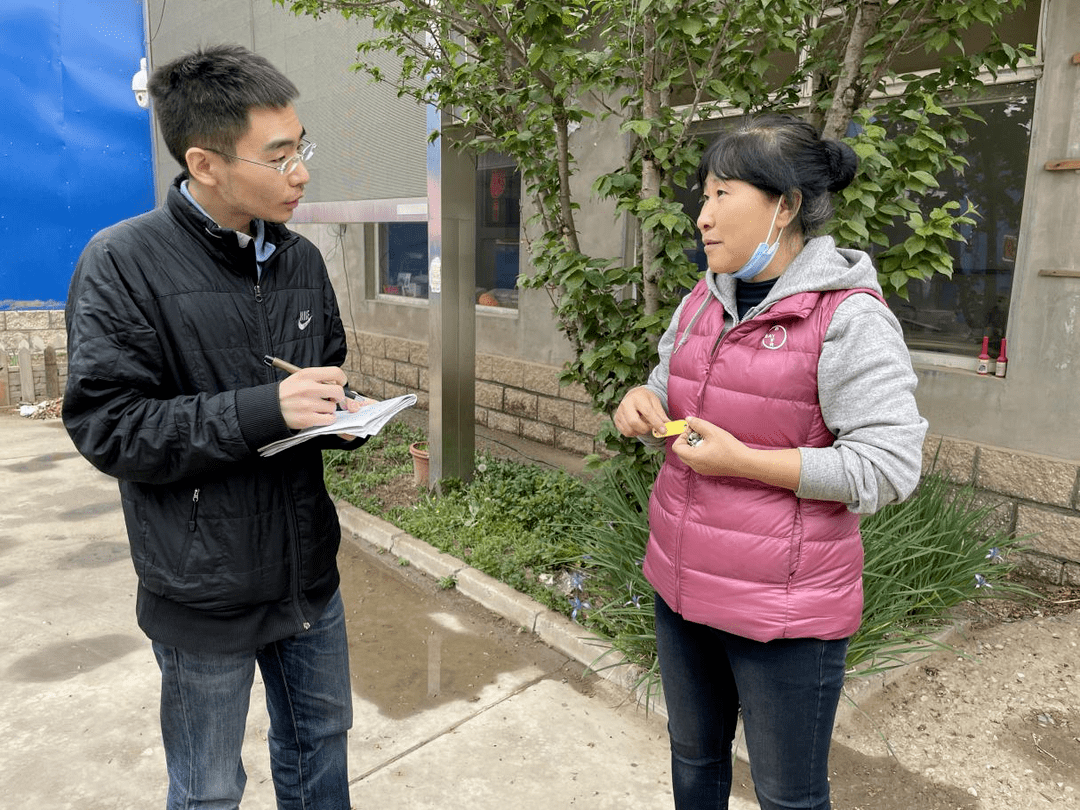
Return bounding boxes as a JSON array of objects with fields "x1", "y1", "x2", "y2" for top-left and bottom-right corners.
[{"x1": 408, "y1": 441, "x2": 429, "y2": 487}]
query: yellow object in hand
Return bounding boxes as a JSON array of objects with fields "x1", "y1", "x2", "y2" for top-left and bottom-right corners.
[{"x1": 654, "y1": 420, "x2": 688, "y2": 438}]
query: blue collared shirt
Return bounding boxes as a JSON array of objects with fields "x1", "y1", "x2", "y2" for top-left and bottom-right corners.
[{"x1": 180, "y1": 180, "x2": 277, "y2": 277}]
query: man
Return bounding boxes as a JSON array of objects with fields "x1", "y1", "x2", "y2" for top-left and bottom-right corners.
[{"x1": 63, "y1": 44, "x2": 361, "y2": 809}]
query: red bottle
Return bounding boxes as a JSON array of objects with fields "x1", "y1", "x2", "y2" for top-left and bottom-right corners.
[
  {"x1": 976, "y1": 336, "x2": 990, "y2": 375},
  {"x1": 995, "y1": 339, "x2": 1008, "y2": 378}
]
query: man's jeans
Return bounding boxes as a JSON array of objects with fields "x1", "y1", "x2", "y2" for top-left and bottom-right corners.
[
  {"x1": 152, "y1": 590, "x2": 353, "y2": 810},
  {"x1": 654, "y1": 594, "x2": 847, "y2": 810}
]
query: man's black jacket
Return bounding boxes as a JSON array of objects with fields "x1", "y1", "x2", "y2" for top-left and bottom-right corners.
[{"x1": 63, "y1": 176, "x2": 359, "y2": 653}]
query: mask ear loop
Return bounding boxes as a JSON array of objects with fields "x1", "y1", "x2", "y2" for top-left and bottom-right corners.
[{"x1": 765, "y1": 196, "x2": 784, "y2": 248}]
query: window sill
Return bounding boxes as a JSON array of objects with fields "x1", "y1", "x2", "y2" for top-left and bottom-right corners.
[
  {"x1": 909, "y1": 350, "x2": 977, "y2": 372},
  {"x1": 911, "y1": 350, "x2": 1011, "y2": 380},
  {"x1": 376, "y1": 294, "x2": 429, "y2": 308},
  {"x1": 372, "y1": 295, "x2": 520, "y2": 317},
  {"x1": 477, "y1": 304, "x2": 518, "y2": 318}
]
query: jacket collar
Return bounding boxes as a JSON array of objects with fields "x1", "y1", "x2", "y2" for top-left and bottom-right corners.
[{"x1": 165, "y1": 174, "x2": 297, "y2": 267}]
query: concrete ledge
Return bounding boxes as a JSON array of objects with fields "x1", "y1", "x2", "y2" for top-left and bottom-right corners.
[
  {"x1": 336, "y1": 501, "x2": 406, "y2": 552},
  {"x1": 534, "y1": 608, "x2": 609, "y2": 666},
  {"x1": 392, "y1": 534, "x2": 464, "y2": 582},
  {"x1": 454, "y1": 566, "x2": 544, "y2": 632}
]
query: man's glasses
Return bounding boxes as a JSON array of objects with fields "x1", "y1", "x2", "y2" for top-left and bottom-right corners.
[{"x1": 207, "y1": 140, "x2": 316, "y2": 175}]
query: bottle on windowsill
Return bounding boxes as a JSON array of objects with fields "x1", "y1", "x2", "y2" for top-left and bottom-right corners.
[
  {"x1": 995, "y1": 338, "x2": 1008, "y2": 378},
  {"x1": 976, "y1": 336, "x2": 991, "y2": 375}
]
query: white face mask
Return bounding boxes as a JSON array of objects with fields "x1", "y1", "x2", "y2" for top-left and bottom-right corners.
[{"x1": 731, "y1": 197, "x2": 784, "y2": 281}]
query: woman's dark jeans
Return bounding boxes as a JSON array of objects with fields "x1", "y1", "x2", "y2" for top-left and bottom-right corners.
[{"x1": 654, "y1": 593, "x2": 848, "y2": 810}]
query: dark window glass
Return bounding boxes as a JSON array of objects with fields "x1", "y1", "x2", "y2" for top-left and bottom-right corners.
[
  {"x1": 378, "y1": 222, "x2": 428, "y2": 297},
  {"x1": 475, "y1": 152, "x2": 521, "y2": 308},
  {"x1": 880, "y1": 84, "x2": 1034, "y2": 353}
]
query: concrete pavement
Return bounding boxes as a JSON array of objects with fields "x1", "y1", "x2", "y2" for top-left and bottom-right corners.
[{"x1": 0, "y1": 410, "x2": 766, "y2": 808}]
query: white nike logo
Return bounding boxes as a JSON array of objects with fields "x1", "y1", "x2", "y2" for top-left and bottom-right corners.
[{"x1": 298, "y1": 311, "x2": 312, "y2": 330}]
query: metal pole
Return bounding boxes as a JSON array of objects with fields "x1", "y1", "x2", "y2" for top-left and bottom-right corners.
[{"x1": 425, "y1": 105, "x2": 475, "y2": 489}]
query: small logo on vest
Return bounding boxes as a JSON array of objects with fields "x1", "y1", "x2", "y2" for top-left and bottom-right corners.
[
  {"x1": 762, "y1": 325, "x2": 787, "y2": 350},
  {"x1": 297, "y1": 310, "x2": 313, "y2": 331}
]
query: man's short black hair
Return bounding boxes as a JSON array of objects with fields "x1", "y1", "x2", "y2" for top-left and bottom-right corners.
[{"x1": 148, "y1": 44, "x2": 299, "y2": 170}]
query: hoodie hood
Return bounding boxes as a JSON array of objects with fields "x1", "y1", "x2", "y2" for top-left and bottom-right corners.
[{"x1": 706, "y1": 236, "x2": 882, "y2": 322}]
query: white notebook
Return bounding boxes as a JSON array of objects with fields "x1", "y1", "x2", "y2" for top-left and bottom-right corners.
[{"x1": 258, "y1": 394, "x2": 417, "y2": 457}]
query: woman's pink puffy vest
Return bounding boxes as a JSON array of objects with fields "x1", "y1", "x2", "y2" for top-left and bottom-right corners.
[{"x1": 644, "y1": 280, "x2": 879, "y2": 642}]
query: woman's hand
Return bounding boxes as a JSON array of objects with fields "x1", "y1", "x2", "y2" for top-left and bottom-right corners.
[
  {"x1": 673, "y1": 416, "x2": 803, "y2": 490},
  {"x1": 614, "y1": 386, "x2": 669, "y2": 438},
  {"x1": 671, "y1": 416, "x2": 747, "y2": 476}
]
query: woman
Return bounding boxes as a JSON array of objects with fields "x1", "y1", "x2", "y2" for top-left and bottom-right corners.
[{"x1": 614, "y1": 114, "x2": 927, "y2": 810}]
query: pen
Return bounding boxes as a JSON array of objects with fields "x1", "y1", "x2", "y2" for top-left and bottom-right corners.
[{"x1": 263, "y1": 355, "x2": 362, "y2": 405}]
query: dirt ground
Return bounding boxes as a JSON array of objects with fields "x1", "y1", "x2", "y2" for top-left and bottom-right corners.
[{"x1": 818, "y1": 588, "x2": 1080, "y2": 810}]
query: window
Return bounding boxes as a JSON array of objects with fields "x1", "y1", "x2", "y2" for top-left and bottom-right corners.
[
  {"x1": 475, "y1": 151, "x2": 521, "y2": 309},
  {"x1": 676, "y1": 86, "x2": 1035, "y2": 355},
  {"x1": 881, "y1": 84, "x2": 1034, "y2": 354},
  {"x1": 377, "y1": 222, "x2": 428, "y2": 298}
]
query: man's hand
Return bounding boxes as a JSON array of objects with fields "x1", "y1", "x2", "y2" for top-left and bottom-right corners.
[
  {"x1": 278, "y1": 366, "x2": 362, "y2": 430},
  {"x1": 614, "y1": 386, "x2": 670, "y2": 438}
]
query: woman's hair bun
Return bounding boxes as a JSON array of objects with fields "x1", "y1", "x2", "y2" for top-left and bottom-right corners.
[{"x1": 823, "y1": 140, "x2": 858, "y2": 193}]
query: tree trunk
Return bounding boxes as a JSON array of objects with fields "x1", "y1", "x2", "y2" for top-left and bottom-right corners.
[
  {"x1": 822, "y1": 0, "x2": 884, "y2": 141},
  {"x1": 553, "y1": 107, "x2": 581, "y2": 254},
  {"x1": 640, "y1": 19, "x2": 662, "y2": 318}
]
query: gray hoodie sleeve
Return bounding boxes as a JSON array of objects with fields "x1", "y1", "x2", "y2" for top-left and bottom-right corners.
[
  {"x1": 797, "y1": 294, "x2": 928, "y2": 513},
  {"x1": 644, "y1": 297, "x2": 686, "y2": 408}
]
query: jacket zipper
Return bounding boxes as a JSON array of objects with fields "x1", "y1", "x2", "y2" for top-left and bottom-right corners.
[
  {"x1": 253, "y1": 282, "x2": 307, "y2": 631},
  {"x1": 281, "y1": 472, "x2": 310, "y2": 631},
  {"x1": 253, "y1": 282, "x2": 279, "y2": 378},
  {"x1": 187, "y1": 488, "x2": 200, "y2": 532}
]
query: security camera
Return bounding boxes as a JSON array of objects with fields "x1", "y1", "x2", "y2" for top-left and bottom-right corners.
[{"x1": 132, "y1": 57, "x2": 149, "y2": 109}]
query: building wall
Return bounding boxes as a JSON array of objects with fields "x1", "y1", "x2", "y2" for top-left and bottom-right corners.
[
  {"x1": 910, "y1": 0, "x2": 1080, "y2": 461},
  {"x1": 926, "y1": 435, "x2": 1080, "y2": 586},
  {"x1": 0, "y1": 311, "x2": 67, "y2": 406},
  {"x1": 143, "y1": 0, "x2": 428, "y2": 205}
]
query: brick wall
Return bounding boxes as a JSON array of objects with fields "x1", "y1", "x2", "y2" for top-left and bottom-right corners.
[
  {"x1": 346, "y1": 329, "x2": 609, "y2": 457},
  {"x1": 0, "y1": 310, "x2": 67, "y2": 406},
  {"x1": 925, "y1": 435, "x2": 1080, "y2": 586}
]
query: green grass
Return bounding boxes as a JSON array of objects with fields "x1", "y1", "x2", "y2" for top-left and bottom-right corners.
[{"x1": 389, "y1": 454, "x2": 594, "y2": 610}]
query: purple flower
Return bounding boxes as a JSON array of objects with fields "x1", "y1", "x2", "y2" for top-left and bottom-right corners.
[
  {"x1": 986, "y1": 547, "x2": 1003, "y2": 563},
  {"x1": 568, "y1": 570, "x2": 587, "y2": 592},
  {"x1": 569, "y1": 595, "x2": 591, "y2": 622},
  {"x1": 974, "y1": 573, "x2": 992, "y2": 589}
]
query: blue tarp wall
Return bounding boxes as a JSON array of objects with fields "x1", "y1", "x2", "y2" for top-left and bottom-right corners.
[{"x1": 1, "y1": 0, "x2": 154, "y2": 309}]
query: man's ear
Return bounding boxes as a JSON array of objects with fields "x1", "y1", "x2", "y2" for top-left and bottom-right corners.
[{"x1": 185, "y1": 147, "x2": 218, "y2": 187}]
